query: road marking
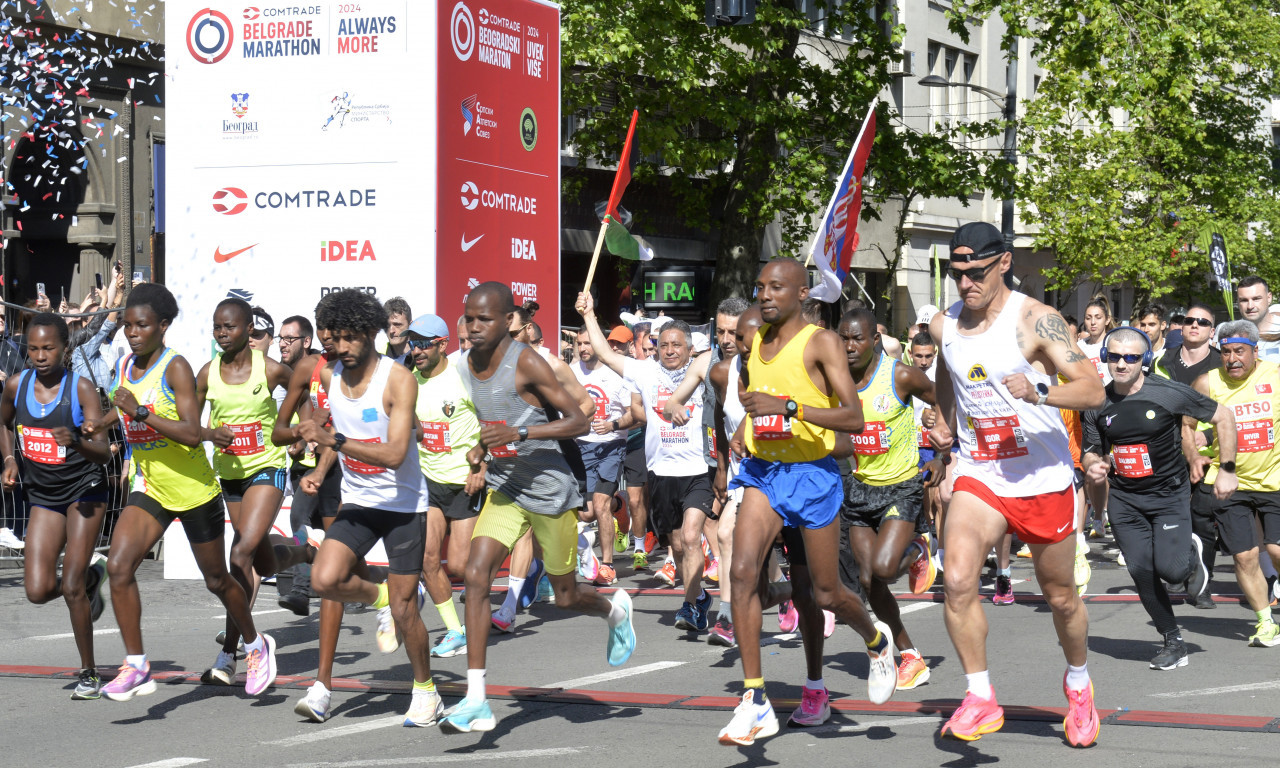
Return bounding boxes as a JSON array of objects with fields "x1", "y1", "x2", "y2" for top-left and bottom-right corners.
[
  {"x1": 546, "y1": 661, "x2": 686, "y2": 689},
  {"x1": 1152, "y1": 680, "x2": 1280, "y2": 699},
  {"x1": 265, "y1": 716, "x2": 403, "y2": 747},
  {"x1": 213, "y1": 608, "x2": 289, "y2": 619},
  {"x1": 899, "y1": 602, "x2": 941, "y2": 615},
  {"x1": 124, "y1": 760, "x2": 208, "y2": 768},
  {"x1": 26, "y1": 628, "x2": 119, "y2": 641},
  {"x1": 804, "y1": 715, "x2": 939, "y2": 734},
  {"x1": 285, "y1": 748, "x2": 581, "y2": 768}
]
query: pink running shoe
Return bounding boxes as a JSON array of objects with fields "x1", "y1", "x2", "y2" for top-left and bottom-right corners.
[
  {"x1": 941, "y1": 690, "x2": 1005, "y2": 741},
  {"x1": 787, "y1": 686, "x2": 831, "y2": 727},
  {"x1": 822, "y1": 610, "x2": 836, "y2": 638},
  {"x1": 102, "y1": 661, "x2": 157, "y2": 701},
  {"x1": 778, "y1": 601, "x2": 799, "y2": 633},
  {"x1": 1062, "y1": 674, "x2": 1100, "y2": 747},
  {"x1": 244, "y1": 633, "x2": 277, "y2": 695}
]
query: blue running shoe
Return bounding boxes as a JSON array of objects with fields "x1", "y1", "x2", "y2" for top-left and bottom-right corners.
[
  {"x1": 606, "y1": 589, "x2": 637, "y2": 667},
  {"x1": 537, "y1": 574, "x2": 555, "y2": 604},
  {"x1": 694, "y1": 589, "x2": 712, "y2": 631},
  {"x1": 519, "y1": 559, "x2": 545, "y2": 610},
  {"x1": 431, "y1": 629, "x2": 467, "y2": 658},
  {"x1": 674, "y1": 602, "x2": 701, "y2": 632},
  {"x1": 440, "y1": 698, "x2": 497, "y2": 734}
]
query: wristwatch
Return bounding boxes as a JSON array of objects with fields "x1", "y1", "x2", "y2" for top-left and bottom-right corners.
[
  {"x1": 517, "y1": 426, "x2": 529, "y2": 442},
  {"x1": 332, "y1": 432, "x2": 347, "y2": 453},
  {"x1": 1221, "y1": 460, "x2": 1237, "y2": 473},
  {"x1": 1035, "y1": 382, "x2": 1049, "y2": 406},
  {"x1": 134, "y1": 405, "x2": 150, "y2": 422},
  {"x1": 784, "y1": 399, "x2": 799, "y2": 419}
]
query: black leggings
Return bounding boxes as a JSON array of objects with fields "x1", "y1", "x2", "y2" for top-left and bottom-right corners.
[{"x1": 1109, "y1": 485, "x2": 1194, "y2": 636}]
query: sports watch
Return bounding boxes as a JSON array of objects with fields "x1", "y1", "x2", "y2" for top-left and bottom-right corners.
[
  {"x1": 784, "y1": 399, "x2": 799, "y2": 419},
  {"x1": 134, "y1": 405, "x2": 150, "y2": 422},
  {"x1": 1221, "y1": 460, "x2": 1237, "y2": 473},
  {"x1": 517, "y1": 426, "x2": 529, "y2": 442},
  {"x1": 1035, "y1": 382, "x2": 1049, "y2": 406},
  {"x1": 332, "y1": 432, "x2": 348, "y2": 453}
]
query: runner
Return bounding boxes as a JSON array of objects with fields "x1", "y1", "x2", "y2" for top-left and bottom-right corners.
[
  {"x1": 716, "y1": 259, "x2": 896, "y2": 746},
  {"x1": 195, "y1": 298, "x2": 292, "y2": 685},
  {"x1": 623, "y1": 323, "x2": 653, "y2": 571},
  {"x1": 0, "y1": 313, "x2": 111, "y2": 699},
  {"x1": 928, "y1": 222, "x2": 1103, "y2": 746},
  {"x1": 295, "y1": 289, "x2": 440, "y2": 727},
  {"x1": 1135, "y1": 304, "x2": 1170, "y2": 366},
  {"x1": 82, "y1": 283, "x2": 276, "y2": 701},
  {"x1": 405, "y1": 313, "x2": 482, "y2": 660},
  {"x1": 274, "y1": 314, "x2": 322, "y2": 616},
  {"x1": 836, "y1": 308, "x2": 942, "y2": 691},
  {"x1": 1156, "y1": 303, "x2": 1221, "y2": 386},
  {"x1": 1078, "y1": 297, "x2": 1114, "y2": 541},
  {"x1": 1189, "y1": 321, "x2": 1280, "y2": 644},
  {"x1": 1081, "y1": 326, "x2": 1232, "y2": 669},
  {"x1": 441, "y1": 282, "x2": 636, "y2": 734}
]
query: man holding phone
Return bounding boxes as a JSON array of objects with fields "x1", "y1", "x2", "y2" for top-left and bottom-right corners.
[{"x1": 70, "y1": 264, "x2": 126, "y2": 389}]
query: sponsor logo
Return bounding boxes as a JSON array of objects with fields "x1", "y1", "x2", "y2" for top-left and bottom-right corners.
[
  {"x1": 231, "y1": 92, "x2": 250, "y2": 118},
  {"x1": 242, "y1": 7, "x2": 322, "y2": 59},
  {"x1": 519, "y1": 107, "x2": 537, "y2": 151},
  {"x1": 460, "y1": 181, "x2": 480, "y2": 210},
  {"x1": 321, "y1": 240, "x2": 377, "y2": 262},
  {"x1": 442, "y1": 401, "x2": 456, "y2": 418},
  {"x1": 1258, "y1": 383, "x2": 1273, "y2": 394},
  {"x1": 320, "y1": 286, "x2": 377, "y2": 297},
  {"x1": 461, "y1": 94, "x2": 495, "y2": 139},
  {"x1": 475, "y1": 9, "x2": 522, "y2": 70},
  {"x1": 336, "y1": 15, "x2": 398, "y2": 55},
  {"x1": 1232, "y1": 400, "x2": 1272, "y2": 417},
  {"x1": 249, "y1": 6, "x2": 321, "y2": 18},
  {"x1": 450, "y1": 1, "x2": 475, "y2": 61},
  {"x1": 461, "y1": 234, "x2": 484, "y2": 252},
  {"x1": 321, "y1": 91, "x2": 392, "y2": 130},
  {"x1": 467, "y1": 277, "x2": 480, "y2": 289},
  {"x1": 227, "y1": 288, "x2": 255, "y2": 302},
  {"x1": 214, "y1": 243, "x2": 258, "y2": 263},
  {"x1": 871, "y1": 393, "x2": 894, "y2": 413},
  {"x1": 223, "y1": 92, "x2": 259, "y2": 138},
  {"x1": 187, "y1": 9, "x2": 235, "y2": 64},
  {"x1": 212, "y1": 187, "x2": 249, "y2": 215},
  {"x1": 511, "y1": 238, "x2": 537, "y2": 260},
  {"x1": 512, "y1": 281, "x2": 537, "y2": 305},
  {"x1": 243, "y1": 7, "x2": 261, "y2": 20},
  {"x1": 459, "y1": 181, "x2": 537, "y2": 214},
  {"x1": 967, "y1": 364, "x2": 987, "y2": 382}
]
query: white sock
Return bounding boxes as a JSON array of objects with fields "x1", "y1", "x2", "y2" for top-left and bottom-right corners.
[
  {"x1": 1077, "y1": 531, "x2": 1088, "y2": 547},
  {"x1": 664, "y1": 552, "x2": 675, "y2": 565},
  {"x1": 1262, "y1": 554, "x2": 1279, "y2": 580},
  {"x1": 965, "y1": 670, "x2": 993, "y2": 700},
  {"x1": 244, "y1": 634, "x2": 265, "y2": 653},
  {"x1": 1065, "y1": 663, "x2": 1089, "y2": 692},
  {"x1": 804, "y1": 677, "x2": 825, "y2": 691},
  {"x1": 634, "y1": 535, "x2": 645, "y2": 552},
  {"x1": 465, "y1": 668, "x2": 486, "y2": 702},
  {"x1": 502, "y1": 577, "x2": 525, "y2": 611},
  {"x1": 126, "y1": 654, "x2": 147, "y2": 670},
  {"x1": 607, "y1": 598, "x2": 627, "y2": 627}
]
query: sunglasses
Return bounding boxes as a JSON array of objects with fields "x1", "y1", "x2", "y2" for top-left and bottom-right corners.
[
  {"x1": 1182, "y1": 317, "x2": 1213, "y2": 328},
  {"x1": 1105, "y1": 352, "x2": 1144, "y2": 364},
  {"x1": 948, "y1": 258, "x2": 1002, "y2": 283},
  {"x1": 407, "y1": 338, "x2": 444, "y2": 350}
]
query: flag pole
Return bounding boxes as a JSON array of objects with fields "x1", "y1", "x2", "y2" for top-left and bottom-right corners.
[{"x1": 582, "y1": 219, "x2": 611, "y2": 295}]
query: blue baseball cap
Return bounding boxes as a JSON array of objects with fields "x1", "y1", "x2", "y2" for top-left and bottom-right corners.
[{"x1": 406, "y1": 313, "x2": 449, "y2": 340}]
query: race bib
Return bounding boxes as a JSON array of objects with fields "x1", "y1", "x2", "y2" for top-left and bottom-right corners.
[
  {"x1": 585, "y1": 384, "x2": 609, "y2": 421},
  {"x1": 20, "y1": 425, "x2": 65, "y2": 465},
  {"x1": 1238, "y1": 419, "x2": 1275, "y2": 453},
  {"x1": 752, "y1": 396, "x2": 793, "y2": 441},
  {"x1": 420, "y1": 420, "x2": 452, "y2": 453},
  {"x1": 480, "y1": 420, "x2": 517, "y2": 458},
  {"x1": 1090, "y1": 356, "x2": 1105, "y2": 380},
  {"x1": 706, "y1": 425, "x2": 718, "y2": 460},
  {"x1": 1112, "y1": 443, "x2": 1153, "y2": 478},
  {"x1": 918, "y1": 425, "x2": 930, "y2": 449},
  {"x1": 969, "y1": 415, "x2": 1029, "y2": 460},
  {"x1": 853, "y1": 421, "x2": 890, "y2": 456},
  {"x1": 123, "y1": 404, "x2": 161, "y2": 445},
  {"x1": 341, "y1": 436, "x2": 387, "y2": 475},
  {"x1": 222, "y1": 421, "x2": 265, "y2": 456}
]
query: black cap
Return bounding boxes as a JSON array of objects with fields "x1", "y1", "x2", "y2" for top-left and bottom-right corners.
[{"x1": 949, "y1": 222, "x2": 1006, "y2": 262}]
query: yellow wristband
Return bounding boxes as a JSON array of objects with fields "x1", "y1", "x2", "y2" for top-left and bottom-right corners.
[{"x1": 796, "y1": 403, "x2": 805, "y2": 422}]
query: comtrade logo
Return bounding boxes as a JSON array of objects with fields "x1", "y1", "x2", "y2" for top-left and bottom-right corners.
[
  {"x1": 459, "y1": 181, "x2": 536, "y2": 214},
  {"x1": 243, "y1": 7, "x2": 260, "y2": 20},
  {"x1": 187, "y1": 9, "x2": 235, "y2": 64},
  {"x1": 459, "y1": 181, "x2": 480, "y2": 210},
  {"x1": 212, "y1": 187, "x2": 249, "y2": 215},
  {"x1": 450, "y1": 1, "x2": 474, "y2": 61}
]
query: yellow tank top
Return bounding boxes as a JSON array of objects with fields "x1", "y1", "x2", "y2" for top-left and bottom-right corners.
[
  {"x1": 853, "y1": 356, "x2": 919, "y2": 486},
  {"x1": 744, "y1": 324, "x2": 837, "y2": 463},
  {"x1": 206, "y1": 350, "x2": 288, "y2": 479},
  {"x1": 113, "y1": 348, "x2": 220, "y2": 511},
  {"x1": 415, "y1": 361, "x2": 481, "y2": 485},
  {"x1": 1205, "y1": 360, "x2": 1280, "y2": 491}
]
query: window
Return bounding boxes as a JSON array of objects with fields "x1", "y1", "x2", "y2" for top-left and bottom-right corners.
[{"x1": 926, "y1": 42, "x2": 979, "y2": 135}]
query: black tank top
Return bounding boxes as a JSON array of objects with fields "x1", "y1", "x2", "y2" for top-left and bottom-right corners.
[{"x1": 14, "y1": 370, "x2": 107, "y2": 507}]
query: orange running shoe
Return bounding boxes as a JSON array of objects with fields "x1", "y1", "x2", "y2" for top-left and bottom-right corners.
[
  {"x1": 1062, "y1": 674, "x2": 1100, "y2": 747},
  {"x1": 940, "y1": 690, "x2": 1004, "y2": 741}
]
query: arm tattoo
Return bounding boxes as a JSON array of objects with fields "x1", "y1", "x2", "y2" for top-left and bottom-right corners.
[
  {"x1": 1034, "y1": 312, "x2": 1072, "y2": 347},
  {"x1": 1063, "y1": 349, "x2": 1087, "y2": 363}
]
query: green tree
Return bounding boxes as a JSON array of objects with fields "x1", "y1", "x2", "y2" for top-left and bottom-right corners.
[{"x1": 949, "y1": 0, "x2": 1280, "y2": 305}]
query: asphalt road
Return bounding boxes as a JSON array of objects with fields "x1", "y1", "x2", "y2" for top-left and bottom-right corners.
[{"x1": 2, "y1": 538, "x2": 1278, "y2": 768}]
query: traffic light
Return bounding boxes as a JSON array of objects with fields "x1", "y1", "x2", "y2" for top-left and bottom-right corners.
[{"x1": 705, "y1": 0, "x2": 755, "y2": 26}]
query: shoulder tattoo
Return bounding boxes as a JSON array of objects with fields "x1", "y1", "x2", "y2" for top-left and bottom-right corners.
[{"x1": 1034, "y1": 312, "x2": 1072, "y2": 347}]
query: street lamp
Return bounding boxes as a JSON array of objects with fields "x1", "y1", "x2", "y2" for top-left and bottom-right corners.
[{"x1": 918, "y1": 49, "x2": 1019, "y2": 255}]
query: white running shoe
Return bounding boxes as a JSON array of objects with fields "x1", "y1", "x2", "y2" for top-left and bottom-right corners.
[
  {"x1": 294, "y1": 682, "x2": 332, "y2": 722},
  {"x1": 376, "y1": 606, "x2": 400, "y2": 653},
  {"x1": 867, "y1": 620, "x2": 898, "y2": 705},
  {"x1": 717, "y1": 689, "x2": 778, "y2": 746},
  {"x1": 404, "y1": 687, "x2": 445, "y2": 727}
]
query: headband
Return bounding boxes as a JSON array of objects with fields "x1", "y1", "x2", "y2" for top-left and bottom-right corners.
[{"x1": 1221, "y1": 336, "x2": 1257, "y2": 347}]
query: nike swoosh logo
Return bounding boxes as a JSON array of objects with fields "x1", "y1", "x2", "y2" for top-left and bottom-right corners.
[
  {"x1": 213, "y1": 244, "x2": 257, "y2": 263},
  {"x1": 461, "y1": 234, "x2": 483, "y2": 252},
  {"x1": 1163, "y1": 524, "x2": 1178, "y2": 530},
  {"x1": 1056, "y1": 522, "x2": 1072, "y2": 533}
]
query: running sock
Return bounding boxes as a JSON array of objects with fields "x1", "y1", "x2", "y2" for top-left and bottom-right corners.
[
  {"x1": 965, "y1": 670, "x2": 993, "y2": 700},
  {"x1": 436, "y1": 599, "x2": 463, "y2": 633},
  {"x1": 126, "y1": 654, "x2": 147, "y2": 671},
  {"x1": 504, "y1": 576, "x2": 526, "y2": 611},
  {"x1": 743, "y1": 677, "x2": 767, "y2": 702},
  {"x1": 1065, "y1": 663, "x2": 1089, "y2": 692},
  {"x1": 245, "y1": 635, "x2": 265, "y2": 654},
  {"x1": 901, "y1": 647, "x2": 920, "y2": 660},
  {"x1": 1261, "y1": 555, "x2": 1279, "y2": 580},
  {"x1": 865, "y1": 629, "x2": 888, "y2": 653},
  {"x1": 718, "y1": 601, "x2": 732, "y2": 622},
  {"x1": 372, "y1": 582, "x2": 390, "y2": 610},
  {"x1": 1256, "y1": 610, "x2": 1273, "y2": 625},
  {"x1": 998, "y1": 567, "x2": 1011, "y2": 579},
  {"x1": 804, "y1": 677, "x2": 825, "y2": 692},
  {"x1": 465, "y1": 668, "x2": 487, "y2": 702},
  {"x1": 633, "y1": 535, "x2": 645, "y2": 553},
  {"x1": 413, "y1": 678, "x2": 437, "y2": 694}
]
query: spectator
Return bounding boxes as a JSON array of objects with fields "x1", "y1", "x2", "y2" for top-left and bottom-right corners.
[{"x1": 69, "y1": 266, "x2": 126, "y2": 393}]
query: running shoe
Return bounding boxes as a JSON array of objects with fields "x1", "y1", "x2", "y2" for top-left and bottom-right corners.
[
  {"x1": 822, "y1": 609, "x2": 836, "y2": 638},
  {"x1": 200, "y1": 651, "x2": 236, "y2": 685},
  {"x1": 0, "y1": 526, "x2": 23, "y2": 549},
  {"x1": 1184, "y1": 534, "x2": 1209, "y2": 600},
  {"x1": 992, "y1": 574, "x2": 1015, "y2": 605},
  {"x1": 896, "y1": 651, "x2": 930, "y2": 690},
  {"x1": 404, "y1": 687, "x2": 445, "y2": 727},
  {"x1": 908, "y1": 533, "x2": 937, "y2": 594},
  {"x1": 491, "y1": 604, "x2": 516, "y2": 634},
  {"x1": 440, "y1": 698, "x2": 497, "y2": 734},
  {"x1": 1249, "y1": 620, "x2": 1280, "y2": 647},
  {"x1": 705, "y1": 556, "x2": 720, "y2": 583},
  {"x1": 674, "y1": 602, "x2": 702, "y2": 632},
  {"x1": 606, "y1": 588, "x2": 637, "y2": 667},
  {"x1": 787, "y1": 686, "x2": 831, "y2": 727},
  {"x1": 1062, "y1": 675, "x2": 1100, "y2": 747},
  {"x1": 1016, "y1": 543, "x2": 1032, "y2": 558},
  {"x1": 644, "y1": 531, "x2": 658, "y2": 555},
  {"x1": 537, "y1": 574, "x2": 555, "y2": 604},
  {"x1": 1150, "y1": 632, "x2": 1188, "y2": 670},
  {"x1": 778, "y1": 600, "x2": 799, "y2": 633},
  {"x1": 212, "y1": 630, "x2": 245, "y2": 653},
  {"x1": 695, "y1": 589, "x2": 713, "y2": 630},
  {"x1": 102, "y1": 661, "x2": 156, "y2": 701},
  {"x1": 244, "y1": 633, "x2": 277, "y2": 695},
  {"x1": 613, "y1": 495, "x2": 631, "y2": 554},
  {"x1": 594, "y1": 563, "x2": 618, "y2": 586},
  {"x1": 578, "y1": 532, "x2": 601, "y2": 581},
  {"x1": 1088, "y1": 519, "x2": 1105, "y2": 539},
  {"x1": 632, "y1": 550, "x2": 649, "y2": 571},
  {"x1": 86, "y1": 553, "x2": 107, "y2": 623},
  {"x1": 940, "y1": 690, "x2": 1004, "y2": 741},
  {"x1": 1075, "y1": 539, "x2": 1091, "y2": 596},
  {"x1": 71, "y1": 667, "x2": 101, "y2": 700},
  {"x1": 1117, "y1": 550, "x2": 1126, "y2": 567},
  {"x1": 376, "y1": 606, "x2": 401, "y2": 653},
  {"x1": 707, "y1": 619, "x2": 736, "y2": 647},
  {"x1": 519, "y1": 559, "x2": 545, "y2": 610},
  {"x1": 294, "y1": 682, "x2": 331, "y2": 722},
  {"x1": 718, "y1": 689, "x2": 778, "y2": 746},
  {"x1": 431, "y1": 629, "x2": 467, "y2": 658},
  {"x1": 278, "y1": 589, "x2": 311, "y2": 617},
  {"x1": 1268, "y1": 575, "x2": 1278, "y2": 608},
  {"x1": 866, "y1": 620, "x2": 897, "y2": 705},
  {"x1": 656, "y1": 560, "x2": 678, "y2": 588}
]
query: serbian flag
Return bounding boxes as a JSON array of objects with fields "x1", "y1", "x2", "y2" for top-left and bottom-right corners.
[
  {"x1": 809, "y1": 105, "x2": 877, "y2": 303},
  {"x1": 605, "y1": 109, "x2": 639, "y2": 221}
]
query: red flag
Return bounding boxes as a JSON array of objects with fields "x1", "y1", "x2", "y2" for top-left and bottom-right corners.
[{"x1": 605, "y1": 110, "x2": 639, "y2": 221}]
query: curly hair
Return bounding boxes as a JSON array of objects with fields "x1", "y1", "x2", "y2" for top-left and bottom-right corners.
[
  {"x1": 28, "y1": 312, "x2": 69, "y2": 349},
  {"x1": 126, "y1": 283, "x2": 180, "y2": 323},
  {"x1": 315, "y1": 289, "x2": 387, "y2": 335}
]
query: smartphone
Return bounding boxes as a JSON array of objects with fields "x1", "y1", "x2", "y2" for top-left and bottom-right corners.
[
  {"x1": 132, "y1": 271, "x2": 143, "y2": 283},
  {"x1": 36, "y1": 282, "x2": 45, "y2": 297},
  {"x1": 114, "y1": 260, "x2": 123, "y2": 274},
  {"x1": 95, "y1": 272, "x2": 104, "y2": 290}
]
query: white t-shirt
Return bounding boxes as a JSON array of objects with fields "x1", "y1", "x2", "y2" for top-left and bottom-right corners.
[
  {"x1": 573, "y1": 360, "x2": 630, "y2": 444},
  {"x1": 1079, "y1": 340, "x2": 1112, "y2": 384},
  {"x1": 623, "y1": 357, "x2": 705, "y2": 477}
]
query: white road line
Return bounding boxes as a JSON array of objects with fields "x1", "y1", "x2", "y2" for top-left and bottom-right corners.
[
  {"x1": 124, "y1": 759, "x2": 208, "y2": 768},
  {"x1": 25, "y1": 628, "x2": 119, "y2": 641},
  {"x1": 546, "y1": 661, "x2": 686, "y2": 689},
  {"x1": 804, "y1": 715, "x2": 939, "y2": 734},
  {"x1": 899, "y1": 602, "x2": 941, "y2": 615},
  {"x1": 1152, "y1": 680, "x2": 1280, "y2": 699},
  {"x1": 213, "y1": 608, "x2": 290, "y2": 619},
  {"x1": 285, "y1": 748, "x2": 581, "y2": 768},
  {"x1": 264, "y1": 716, "x2": 403, "y2": 747}
]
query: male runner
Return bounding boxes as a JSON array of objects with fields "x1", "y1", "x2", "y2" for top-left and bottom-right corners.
[
  {"x1": 1081, "y1": 327, "x2": 1232, "y2": 670},
  {"x1": 1135, "y1": 304, "x2": 1170, "y2": 365},
  {"x1": 1078, "y1": 297, "x2": 1114, "y2": 542},
  {"x1": 295, "y1": 289, "x2": 441, "y2": 727},
  {"x1": 928, "y1": 222, "x2": 1104, "y2": 746},
  {"x1": 275, "y1": 314, "x2": 323, "y2": 616},
  {"x1": 623, "y1": 323, "x2": 654, "y2": 570},
  {"x1": 1190, "y1": 321, "x2": 1280, "y2": 644},
  {"x1": 441, "y1": 283, "x2": 636, "y2": 733}
]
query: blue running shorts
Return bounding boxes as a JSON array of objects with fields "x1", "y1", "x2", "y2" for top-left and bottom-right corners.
[{"x1": 730, "y1": 455, "x2": 842, "y2": 529}]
